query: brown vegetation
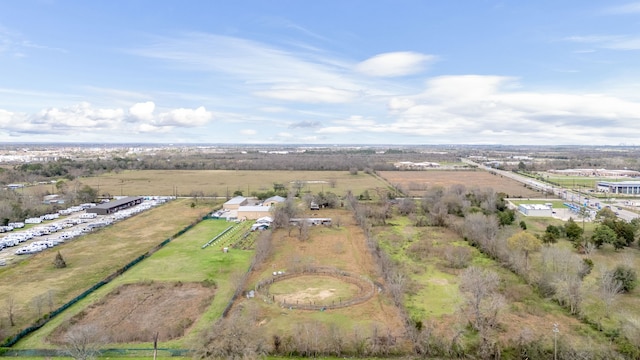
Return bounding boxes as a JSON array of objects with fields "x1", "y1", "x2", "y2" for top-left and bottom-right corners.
[
  {"x1": 379, "y1": 170, "x2": 542, "y2": 198},
  {"x1": 50, "y1": 282, "x2": 215, "y2": 343}
]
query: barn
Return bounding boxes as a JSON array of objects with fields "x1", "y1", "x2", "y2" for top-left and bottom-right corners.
[
  {"x1": 223, "y1": 196, "x2": 248, "y2": 211},
  {"x1": 86, "y1": 196, "x2": 144, "y2": 215}
]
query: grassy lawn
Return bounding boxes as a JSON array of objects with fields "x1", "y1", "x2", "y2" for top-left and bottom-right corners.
[
  {"x1": 509, "y1": 199, "x2": 566, "y2": 208},
  {"x1": 14, "y1": 219, "x2": 254, "y2": 349}
]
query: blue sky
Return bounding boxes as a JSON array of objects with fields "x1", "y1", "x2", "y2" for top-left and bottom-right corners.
[{"x1": 1, "y1": 1, "x2": 640, "y2": 145}]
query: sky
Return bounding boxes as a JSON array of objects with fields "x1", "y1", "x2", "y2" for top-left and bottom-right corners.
[{"x1": 1, "y1": 1, "x2": 640, "y2": 145}]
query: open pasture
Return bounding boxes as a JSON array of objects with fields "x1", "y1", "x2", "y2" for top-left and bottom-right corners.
[
  {"x1": 378, "y1": 170, "x2": 541, "y2": 198},
  {"x1": 233, "y1": 208, "x2": 408, "y2": 342},
  {"x1": 374, "y1": 213, "x2": 604, "y2": 350},
  {"x1": 14, "y1": 218, "x2": 254, "y2": 348},
  {"x1": 0, "y1": 198, "x2": 218, "y2": 341},
  {"x1": 45, "y1": 170, "x2": 388, "y2": 198}
]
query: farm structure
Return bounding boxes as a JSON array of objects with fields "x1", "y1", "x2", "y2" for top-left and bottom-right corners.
[
  {"x1": 86, "y1": 196, "x2": 144, "y2": 215},
  {"x1": 237, "y1": 205, "x2": 272, "y2": 220},
  {"x1": 223, "y1": 196, "x2": 248, "y2": 210},
  {"x1": 220, "y1": 196, "x2": 285, "y2": 220},
  {"x1": 262, "y1": 195, "x2": 285, "y2": 207},
  {"x1": 517, "y1": 203, "x2": 552, "y2": 217},
  {"x1": 290, "y1": 217, "x2": 332, "y2": 226}
]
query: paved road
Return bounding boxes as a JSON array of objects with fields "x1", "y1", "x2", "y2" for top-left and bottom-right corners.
[{"x1": 463, "y1": 158, "x2": 640, "y2": 222}]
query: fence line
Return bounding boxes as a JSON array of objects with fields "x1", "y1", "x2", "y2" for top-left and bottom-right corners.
[{"x1": 1, "y1": 214, "x2": 211, "y2": 348}]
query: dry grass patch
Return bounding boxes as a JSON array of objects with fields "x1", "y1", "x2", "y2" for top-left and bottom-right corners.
[
  {"x1": 28, "y1": 170, "x2": 389, "y2": 198},
  {"x1": 49, "y1": 282, "x2": 215, "y2": 343},
  {"x1": 379, "y1": 170, "x2": 541, "y2": 198},
  {"x1": 232, "y1": 208, "x2": 408, "y2": 343}
]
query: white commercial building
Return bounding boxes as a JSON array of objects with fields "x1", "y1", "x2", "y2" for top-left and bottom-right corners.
[{"x1": 518, "y1": 204, "x2": 553, "y2": 217}]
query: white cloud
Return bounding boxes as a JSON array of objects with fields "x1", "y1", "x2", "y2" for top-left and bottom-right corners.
[
  {"x1": 309, "y1": 75, "x2": 640, "y2": 145},
  {"x1": 240, "y1": 129, "x2": 257, "y2": 135},
  {"x1": 129, "y1": 101, "x2": 155, "y2": 121},
  {"x1": 565, "y1": 35, "x2": 640, "y2": 50},
  {"x1": 355, "y1": 51, "x2": 435, "y2": 77},
  {"x1": 132, "y1": 33, "x2": 360, "y2": 91},
  {"x1": 254, "y1": 86, "x2": 358, "y2": 103},
  {"x1": 157, "y1": 106, "x2": 212, "y2": 127},
  {"x1": 0, "y1": 109, "x2": 14, "y2": 126},
  {"x1": 33, "y1": 102, "x2": 125, "y2": 129},
  {"x1": 316, "y1": 126, "x2": 358, "y2": 134},
  {"x1": 604, "y1": 2, "x2": 640, "y2": 14},
  {"x1": 0, "y1": 102, "x2": 213, "y2": 139},
  {"x1": 377, "y1": 75, "x2": 640, "y2": 144}
]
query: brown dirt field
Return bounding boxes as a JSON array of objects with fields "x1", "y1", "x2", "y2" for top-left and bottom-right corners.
[
  {"x1": 49, "y1": 282, "x2": 215, "y2": 343},
  {"x1": 379, "y1": 170, "x2": 541, "y2": 198},
  {"x1": 232, "y1": 208, "x2": 408, "y2": 342},
  {"x1": 26, "y1": 170, "x2": 387, "y2": 199}
]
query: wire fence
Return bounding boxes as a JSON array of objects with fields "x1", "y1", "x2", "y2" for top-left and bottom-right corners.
[
  {"x1": 1, "y1": 214, "x2": 211, "y2": 348},
  {"x1": 254, "y1": 266, "x2": 377, "y2": 310},
  {"x1": 1, "y1": 348, "x2": 190, "y2": 357}
]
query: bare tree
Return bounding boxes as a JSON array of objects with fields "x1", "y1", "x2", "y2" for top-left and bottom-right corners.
[
  {"x1": 47, "y1": 289, "x2": 56, "y2": 313},
  {"x1": 397, "y1": 197, "x2": 416, "y2": 215},
  {"x1": 297, "y1": 219, "x2": 310, "y2": 242},
  {"x1": 252, "y1": 230, "x2": 272, "y2": 267},
  {"x1": 459, "y1": 266, "x2": 503, "y2": 331},
  {"x1": 444, "y1": 245, "x2": 472, "y2": 269},
  {"x1": 292, "y1": 180, "x2": 305, "y2": 196},
  {"x1": 599, "y1": 267, "x2": 623, "y2": 316},
  {"x1": 553, "y1": 273, "x2": 583, "y2": 315},
  {"x1": 63, "y1": 324, "x2": 106, "y2": 360},
  {"x1": 6, "y1": 295, "x2": 16, "y2": 326},
  {"x1": 195, "y1": 312, "x2": 266, "y2": 360},
  {"x1": 32, "y1": 293, "x2": 46, "y2": 318}
]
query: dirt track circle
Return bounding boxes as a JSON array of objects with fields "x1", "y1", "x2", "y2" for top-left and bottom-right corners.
[{"x1": 255, "y1": 267, "x2": 376, "y2": 310}]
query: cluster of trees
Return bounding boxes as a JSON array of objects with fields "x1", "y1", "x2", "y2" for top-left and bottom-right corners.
[
  {"x1": 0, "y1": 181, "x2": 98, "y2": 224},
  {"x1": 342, "y1": 182, "x2": 640, "y2": 358}
]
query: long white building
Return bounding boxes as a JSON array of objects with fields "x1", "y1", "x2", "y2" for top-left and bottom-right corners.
[{"x1": 597, "y1": 181, "x2": 640, "y2": 195}]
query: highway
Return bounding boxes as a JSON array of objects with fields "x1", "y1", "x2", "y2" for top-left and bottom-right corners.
[{"x1": 462, "y1": 158, "x2": 640, "y2": 222}]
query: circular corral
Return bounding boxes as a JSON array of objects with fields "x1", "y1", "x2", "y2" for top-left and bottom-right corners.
[{"x1": 254, "y1": 266, "x2": 376, "y2": 310}]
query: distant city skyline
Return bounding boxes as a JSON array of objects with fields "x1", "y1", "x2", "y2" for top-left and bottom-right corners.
[{"x1": 2, "y1": 1, "x2": 640, "y2": 145}]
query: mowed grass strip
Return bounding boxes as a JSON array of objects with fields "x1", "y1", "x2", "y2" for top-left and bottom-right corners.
[
  {"x1": 27, "y1": 170, "x2": 388, "y2": 198},
  {"x1": 17, "y1": 219, "x2": 254, "y2": 349},
  {"x1": 0, "y1": 198, "x2": 218, "y2": 339}
]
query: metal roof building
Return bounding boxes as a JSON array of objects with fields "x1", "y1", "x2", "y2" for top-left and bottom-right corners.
[{"x1": 86, "y1": 196, "x2": 144, "y2": 215}]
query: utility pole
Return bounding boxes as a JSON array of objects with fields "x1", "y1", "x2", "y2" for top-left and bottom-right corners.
[{"x1": 553, "y1": 323, "x2": 559, "y2": 360}]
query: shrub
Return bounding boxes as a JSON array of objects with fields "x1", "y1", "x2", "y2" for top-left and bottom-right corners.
[
  {"x1": 613, "y1": 265, "x2": 637, "y2": 293},
  {"x1": 53, "y1": 251, "x2": 67, "y2": 269}
]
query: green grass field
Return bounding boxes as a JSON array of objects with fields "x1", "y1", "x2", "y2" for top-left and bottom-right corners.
[
  {"x1": 0, "y1": 199, "x2": 219, "y2": 345},
  {"x1": 14, "y1": 219, "x2": 254, "y2": 349},
  {"x1": 509, "y1": 199, "x2": 566, "y2": 208}
]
